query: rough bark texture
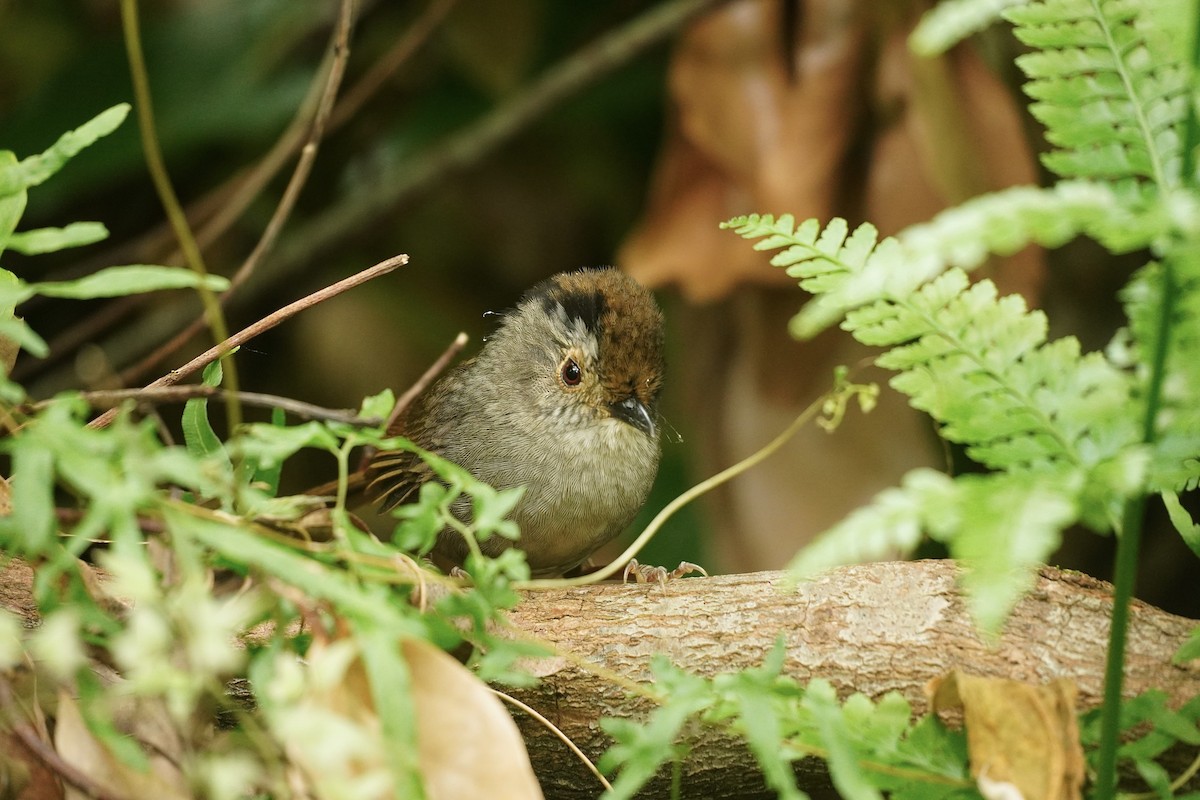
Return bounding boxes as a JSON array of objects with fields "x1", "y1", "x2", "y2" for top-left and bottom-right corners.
[
  {"x1": 500, "y1": 561, "x2": 1200, "y2": 799},
  {"x1": 2, "y1": 558, "x2": 1197, "y2": 798}
]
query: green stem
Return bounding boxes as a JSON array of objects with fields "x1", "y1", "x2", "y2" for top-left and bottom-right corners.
[
  {"x1": 119, "y1": 0, "x2": 242, "y2": 434},
  {"x1": 1094, "y1": 261, "x2": 1177, "y2": 798},
  {"x1": 1180, "y1": 9, "x2": 1200, "y2": 183}
]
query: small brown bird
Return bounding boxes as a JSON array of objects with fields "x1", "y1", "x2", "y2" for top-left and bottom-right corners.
[{"x1": 366, "y1": 268, "x2": 665, "y2": 577}]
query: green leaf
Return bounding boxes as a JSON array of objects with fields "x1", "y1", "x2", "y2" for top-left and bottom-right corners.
[
  {"x1": 598, "y1": 658, "x2": 712, "y2": 800},
  {"x1": 0, "y1": 151, "x2": 27, "y2": 257},
  {"x1": 0, "y1": 314, "x2": 50, "y2": 360},
  {"x1": 803, "y1": 680, "x2": 884, "y2": 800},
  {"x1": 1002, "y1": 0, "x2": 1185, "y2": 189},
  {"x1": 1162, "y1": 490, "x2": 1200, "y2": 558},
  {"x1": 391, "y1": 482, "x2": 449, "y2": 553},
  {"x1": 0, "y1": 104, "x2": 131, "y2": 197},
  {"x1": 236, "y1": 421, "x2": 340, "y2": 468},
  {"x1": 719, "y1": 640, "x2": 806, "y2": 800},
  {"x1": 909, "y1": 0, "x2": 1027, "y2": 56},
  {"x1": 788, "y1": 468, "x2": 956, "y2": 579},
  {"x1": 940, "y1": 473, "x2": 1078, "y2": 634},
  {"x1": 29, "y1": 265, "x2": 230, "y2": 300},
  {"x1": 1175, "y1": 625, "x2": 1200, "y2": 665},
  {"x1": 358, "y1": 389, "x2": 396, "y2": 426},
  {"x1": 470, "y1": 484, "x2": 524, "y2": 542},
  {"x1": 75, "y1": 667, "x2": 151, "y2": 772},
  {"x1": 3, "y1": 439, "x2": 55, "y2": 551},
  {"x1": 6, "y1": 222, "x2": 109, "y2": 255},
  {"x1": 247, "y1": 407, "x2": 287, "y2": 496},
  {"x1": 182, "y1": 358, "x2": 227, "y2": 461},
  {"x1": 167, "y1": 507, "x2": 421, "y2": 630}
]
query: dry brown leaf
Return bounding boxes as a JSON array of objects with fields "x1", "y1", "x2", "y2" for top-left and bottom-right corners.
[
  {"x1": 0, "y1": 679, "x2": 64, "y2": 800},
  {"x1": 622, "y1": 0, "x2": 1043, "y2": 302},
  {"x1": 53, "y1": 691, "x2": 188, "y2": 800},
  {"x1": 928, "y1": 670, "x2": 1085, "y2": 800},
  {"x1": 405, "y1": 637, "x2": 544, "y2": 800},
  {"x1": 278, "y1": 631, "x2": 542, "y2": 799},
  {"x1": 622, "y1": 0, "x2": 866, "y2": 300}
]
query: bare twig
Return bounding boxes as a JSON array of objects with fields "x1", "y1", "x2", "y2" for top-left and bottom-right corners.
[
  {"x1": 88, "y1": 253, "x2": 410, "y2": 429},
  {"x1": 330, "y1": 0, "x2": 458, "y2": 130},
  {"x1": 273, "y1": 0, "x2": 728, "y2": 273},
  {"x1": 0, "y1": 675, "x2": 123, "y2": 800},
  {"x1": 120, "y1": 0, "x2": 358, "y2": 385},
  {"x1": 355, "y1": 330, "x2": 468, "y2": 471},
  {"x1": 43, "y1": 386, "x2": 378, "y2": 427}
]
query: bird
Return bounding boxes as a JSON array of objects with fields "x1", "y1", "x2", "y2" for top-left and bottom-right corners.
[{"x1": 365, "y1": 267, "x2": 666, "y2": 578}]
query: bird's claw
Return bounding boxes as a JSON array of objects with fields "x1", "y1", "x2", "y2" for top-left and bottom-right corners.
[{"x1": 622, "y1": 558, "x2": 708, "y2": 586}]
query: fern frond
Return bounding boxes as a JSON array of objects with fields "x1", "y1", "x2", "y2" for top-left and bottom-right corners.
[
  {"x1": 910, "y1": 0, "x2": 1030, "y2": 55},
  {"x1": 856, "y1": 272, "x2": 1138, "y2": 477},
  {"x1": 726, "y1": 211, "x2": 1145, "y2": 534},
  {"x1": 723, "y1": 183, "x2": 1167, "y2": 339},
  {"x1": 1004, "y1": 0, "x2": 1187, "y2": 188},
  {"x1": 790, "y1": 468, "x2": 1080, "y2": 633}
]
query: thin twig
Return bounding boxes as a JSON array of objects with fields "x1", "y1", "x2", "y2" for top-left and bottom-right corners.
[
  {"x1": 330, "y1": 0, "x2": 459, "y2": 129},
  {"x1": 272, "y1": 0, "x2": 728, "y2": 273},
  {"x1": 490, "y1": 687, "x2": 613, "y2": 792},
  {"x1": 355, "y1": 331, "x2": 468, "y2": 471},
  {"x1": 121, "y1": 0, "x2": 357, "y2": 385},
  {"x1": 42, "y1": 386, "x2": 378, "y2": 427},
  {"x1": 119, "y1": 0, "x2": 242, "y2": 432},
  {"x1": 0, "y1": 675, "x2": 123, "y2": 800},
  {"x1": 89, "y1": 253, "x2": 409, "y2": 429}
]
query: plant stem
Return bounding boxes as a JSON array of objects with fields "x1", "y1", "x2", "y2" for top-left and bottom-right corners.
[
  {"x1": 1094, "y1": 261, "x2": 1177, "y2": 798},
  {"x1": 119, "y1": 0, "x2": 242, "y2": 432}
]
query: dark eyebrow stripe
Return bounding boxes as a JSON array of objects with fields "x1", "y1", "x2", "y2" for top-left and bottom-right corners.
[{"x1": 540, "y1": 288, "x2": 606, "y2": 335}]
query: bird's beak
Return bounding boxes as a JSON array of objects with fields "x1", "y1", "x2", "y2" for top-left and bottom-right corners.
[{"x1": 610, "y1": 395, "x2": 656, "y2": 438}]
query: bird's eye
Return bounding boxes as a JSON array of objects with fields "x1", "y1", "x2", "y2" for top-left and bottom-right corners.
[{"x1": 561, "y1": 358, "x2": 582, "y2": 387}]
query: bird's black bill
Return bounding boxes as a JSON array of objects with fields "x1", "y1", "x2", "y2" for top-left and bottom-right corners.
[{"x1": 611, "y1": 396, "x2": 656, "y2": 438}]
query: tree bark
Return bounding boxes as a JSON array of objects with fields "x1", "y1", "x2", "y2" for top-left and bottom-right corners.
[
  {"x1": 3, "y1": 558, "x2": 1197, "y2": 798},
  {"x1": 500, "y1": 561, "x2": 1200, "y2": 799}
]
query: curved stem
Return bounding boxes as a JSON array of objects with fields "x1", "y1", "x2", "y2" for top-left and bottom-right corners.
[
  {"x1": 118, "y1": 0, "x2": 242, "y2": 431},
  {"x1": 518, "y1": 384, "x2": 831, "y2": 590}
]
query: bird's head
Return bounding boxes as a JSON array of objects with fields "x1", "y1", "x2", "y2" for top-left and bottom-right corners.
[{"x1": 482, "y1": 267, "x2": 665, "y2": 442}]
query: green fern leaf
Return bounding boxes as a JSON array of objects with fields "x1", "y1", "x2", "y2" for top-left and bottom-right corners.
[
  {"x1": 909, "y1": 0, "x2": 1030, "y2": 55},
  {"x1": 1004, "y1": 0, "x2": 1187, "y2": 188},
  {"x1": 727, "y1": 184, "x2": 1168, "y2": 341}
]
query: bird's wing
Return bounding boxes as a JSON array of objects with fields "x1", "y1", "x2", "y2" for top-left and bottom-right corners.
[{"x1": 364, "y1": 446, "x2": 433, "y2": 511}]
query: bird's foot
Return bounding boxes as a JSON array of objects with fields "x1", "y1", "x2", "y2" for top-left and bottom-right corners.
[{"x1": 622, "y1": 558, "x2": 708, "y2": 586}]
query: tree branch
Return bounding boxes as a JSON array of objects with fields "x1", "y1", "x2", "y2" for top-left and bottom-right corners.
[
  {"x1": 501, "y1": 562, "x2": 1200, "y2": 799},
  {"x1": 3, "y1": 558, "x2": 1192, "y2": 798}
]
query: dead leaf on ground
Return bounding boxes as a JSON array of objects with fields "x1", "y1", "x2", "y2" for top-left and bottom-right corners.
[
  {"x1": 928, "y1": 669, "x2": 1084, "y2": 800},
  {"x1": 277, "y1": 629, "x2": 543, "y2": 800},
  {"x1": 53, "y1": 691, "x2": 188, "y2": 800},
  {"x1": 405, "y1": 637, "x2": 544, "y2": 800},
  {"x1": 0, "y1": 674, "x2": 64, "y2": 800}
]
